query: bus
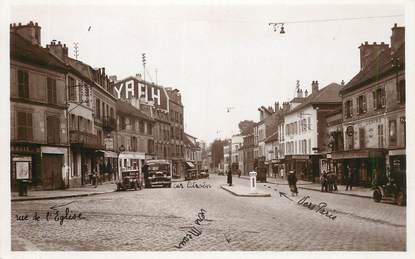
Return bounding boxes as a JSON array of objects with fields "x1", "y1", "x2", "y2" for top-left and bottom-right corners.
[{"x1": 143, "y1": 160, "x2": 172, "y2": 188}]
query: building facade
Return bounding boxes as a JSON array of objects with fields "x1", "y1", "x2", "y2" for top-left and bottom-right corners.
[
  {"x1": 166, "y1": 88, "x2": 185, "y2": 178},
  {"x1": 10, "y1": 22, "x2": 69, "y2": 190},
  {"x1": 333, "y1": 24, "x2": 405, "y2": 187}
]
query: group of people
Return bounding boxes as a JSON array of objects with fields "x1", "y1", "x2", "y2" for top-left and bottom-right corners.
[
  {"x1": 85, "y1": 160, "x2": 115, "y2": 188},
  {"x1": 320, "y1": 171, "x2": 338, "y2": 192}
]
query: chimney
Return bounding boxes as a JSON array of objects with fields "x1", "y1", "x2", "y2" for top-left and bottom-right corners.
[
  {"x1": 282, "y1": 102, "x2": 290, "y2": 112},
  {"x1": 304, "y1": 89, "x2": 308, "y2": 97},
  {"x1": 10, "y1": 21, "x2": 42, "y2": 46},
  {"x1": 311, "y1": 80, "x2": 319, "y2": 94},
  {"x1": 274, "y1": 102, "x2": 279, "y2": 112},
  {"x1": 390, "y1": 23, "x2": 405, "y2": 54},
  {"x1": 359, "y1": 41, "x2": 389, "y2": 69},
  {"x1": 341, "y1": 80, "x2": 345, "y2": 86},
  {"x1": 46, "y1": 40, "x2": 69, "y2": 61}
]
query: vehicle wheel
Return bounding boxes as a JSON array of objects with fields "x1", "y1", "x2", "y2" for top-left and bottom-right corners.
[
  {"x1": 395, "y1": 191, "x2": 406, "y2": 206},
  {"x1": 373, "y1": 189, "x2": 382, "y2": 203}
]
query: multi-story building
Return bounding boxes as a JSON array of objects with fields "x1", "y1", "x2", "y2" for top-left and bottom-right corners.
[
  {"x1": 116, "y1": 100, "x2": 155, "y2": 173},
  {"x1": 46, "y1": 40, "x2": 118, "y2": 186},
  {"x1": 166, "y1": 88, "x2": 185, "y2": 178},
  {"x1": 283, "y1": 81, "x2": 342, "y2": 182},
  {"x1": 333, "y1": 24, "x2": 405, "y2": 186},
  {"x1": 242, "y1": 133, "x2": 255, "y2": 176},
  {"x1": 112, "y1": 75, "x2": 171, "y2": 162},
  {"x1": 184, "y1": 133, "x2": 202, "y2": 175},
  {"x1": 230, "y1": 134, "x2": 243, "y2": 171},
  {"x1": 10, "y1": 22, "x2": 69, "y2": 190}
]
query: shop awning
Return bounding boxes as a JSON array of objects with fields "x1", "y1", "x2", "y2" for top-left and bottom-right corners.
[
  {"x1": 119, "y1": 152, "x2": 146, "y2": 160},
  {"x1": 97, "y1": 150, "x2": 118, "y2": 158},
  {"x1": 185, "y1": 161, "x2": 195, "y2": 168},
  {"x1": 389, "y1": 149, "x2": 405, "y2": 156},
  {"x1": 331, "y1": 149, "x2": 385, "y2": 160}
]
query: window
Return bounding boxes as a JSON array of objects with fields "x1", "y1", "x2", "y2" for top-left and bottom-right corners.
[
  {"x1": 345, "y1": 100, "x2": 353, "y2": 118},
  {"x1": 148, "y1": 139, "x2": 154, "y2": 154},
  {"x1": 131, "y1": 136, "x2": 137, "y2": 152},
  {"x1": 357, "y1": 95, "x2": 367, "y2": 114},
  {"x1": 96, "y1": 99, "x2": 101, "y2": 119},
  {"x1": 148, "y1": 123, "x2": 153, "y2": 135},
  {"x1": 17, "y1": 112, "x2": 33, "y2": 140},
  {"x1": 397, "y1": 80, "x2": 405, "y2": 104},
  {"x1": 389, "y1": 119, "x2": 397, "y2": 146},
  {"x1": 47, "y1": 116, "x2": 60, "y2": 144},
  {"x1": 120, "y1": 116, "x2": 126, "y2": 130},
  {"x1": 378, "y1": 124, "x2": 384, "y2": 148},
  {"x1": 68, "y1": 77, "x2": 76, "y2": 102},
  {"x1": 374, "y1": 88, "x2": 386, "y2": 110},
  {"x1": 18, "y1": 70, "x2": 29, "y2": 98},
  {"x1": 47, "y1": 78, "x2": 57, "y2": 104},
  {"x1": 308, "y1": 117, "x2": 311, "y2": 130},
  {"x1": 308, "y1": 139, "x2": 311, "y2": 153},
  {"x1": 359, "y1": 128, "x2": 365, "y2": 148},
  {"x1": 139, "y1": 120, "x2": 145, "y2": 133}
]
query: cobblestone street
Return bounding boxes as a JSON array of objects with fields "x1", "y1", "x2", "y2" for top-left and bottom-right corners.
[{"x1": 11, "y1": 175, "x2": 406, "y2": 251}]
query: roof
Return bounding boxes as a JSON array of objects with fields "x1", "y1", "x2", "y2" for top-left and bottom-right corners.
[
  {"x1": 116, "y1": 100, "x2": 153, "y2": 121},
  {"x1": 341, "y1": 43, "x2": 405, "y2": 95},
  {"x1": 264, "y1": 131, "x2": 278, "y2": 143},
  {"x1": 284, "y1": 83, "x2": 342, "y2": 116},
  {"x1": 184, "y1": 134, "x2": 197, "y2": 149},
  {"x1": 10, "y1": 32, "x2": 67, "y2": 72}
]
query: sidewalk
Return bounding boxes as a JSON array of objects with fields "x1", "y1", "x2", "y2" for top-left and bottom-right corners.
[
  {"x1": 11, "y1": 182, "x2": 116, "y2": 202},
  {"x1": 240, "y1": 175, "x2": 311, "y2": 185},
  {"x1": 221, "y1": 184, "x2": 271, "y2": 197},
  {"x1": 240, "y1": 176, "x2": 372, "y2": 199}
]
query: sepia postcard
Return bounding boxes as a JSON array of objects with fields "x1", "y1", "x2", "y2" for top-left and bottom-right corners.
[{"x1": 0, "y1": 0, "x2": 414, "y2": 259}]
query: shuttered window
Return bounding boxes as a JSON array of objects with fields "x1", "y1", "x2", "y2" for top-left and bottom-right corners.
[
  {"x1": 18, "y1": 70, "x2": 29, "y2": 98},
  {"x1": 17, "y1": 112, "x2": 33, "y2": 140},
  {"x1": 47, "y1": 116, "x2": 60, "y2": 144},
  {"x1": 47, "y1": 78, "x2": 57, "y2": 104}
]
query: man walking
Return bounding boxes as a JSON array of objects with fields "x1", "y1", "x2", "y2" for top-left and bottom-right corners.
[
  {"x1": 227, "y1": 167, "x2": 233, "y2": 186},
  {"x1": 345, "y1": 166, "x2": 353, "y2": 191}
]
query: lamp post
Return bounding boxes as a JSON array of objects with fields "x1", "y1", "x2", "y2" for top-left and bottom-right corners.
[{"x1": 118, "y1": 145, "x2": 125, "y2": 181}]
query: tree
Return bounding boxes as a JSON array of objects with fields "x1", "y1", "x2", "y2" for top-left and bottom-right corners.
[
  {"x1": 211, "y1": 139, "x2": 225, "y2": 168},
  {"x1": 238, "y1": 120, "x2": 255, "y2": 135}
]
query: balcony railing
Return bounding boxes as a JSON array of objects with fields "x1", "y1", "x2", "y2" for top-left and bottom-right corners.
[
  {"x1": 102, "y1": 116, "x2": 116, "y2": 132},
  {"x1": 70, "y1": 130, "x2": 105, "y2": 149}
]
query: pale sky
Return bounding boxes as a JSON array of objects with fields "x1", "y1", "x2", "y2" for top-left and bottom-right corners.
[{"x1": 10, "y1": 3, "x2": 405, "y2": 144}]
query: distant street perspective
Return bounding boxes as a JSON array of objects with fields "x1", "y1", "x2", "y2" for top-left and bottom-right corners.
[
  {"x1": 9, "y1": 4, "x2": 407, "y2": 253},
  {"x1": 11, "y1": 175, "x2": 405, "y2": 251}
]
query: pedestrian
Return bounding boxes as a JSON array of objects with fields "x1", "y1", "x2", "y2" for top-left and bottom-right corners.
[
  {"x1": 142, "y1": 164, "x2": 149, "y2": 188},
  {"x1": 107, "y1": 161, "x2": 113, "y2": 182},
  {"x1": 345, "y1": 166, "x2": 353, "y2": 191},
  {"x1": 238, "y1": 169, "x2": 241, "y2": 178},
  {"x1": 320, "y1": 171, "x2": 328, "y2": 192},
  {"x1": 327, "y1": 171, "x2": 333, "y2": 192},
  {"x1": 331, "y1": 171, "x2": 338, "y2": 191},
  {"x1": 92, "y1": 168, "x2": 98, "y2": 188},
  {"x1": 280, "y1": 167, "x2": 285, "y2": 179},
  {"x1": 227, "y1": 167, "x2": 233, "y2": 186},
  {"x1": 287, "y1": 170, "x2": 298, "y2": 196}
]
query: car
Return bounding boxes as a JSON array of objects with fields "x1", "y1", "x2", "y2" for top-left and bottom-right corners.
[
  {"x1": 199, "y1": 170, "x2": 209, "y2": 179},
  {"x1": 116, "y1": 169, "x2": 142, "y2": 191}
]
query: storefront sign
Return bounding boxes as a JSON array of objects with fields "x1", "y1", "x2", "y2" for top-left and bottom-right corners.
[
  {"x1": 104, "y1": 138, "x2": 114, "y2": 150},
  {"x1": 16, "y1": 161, "x2": 30, "y2": 179},
  {"x1": 292, "y1": 155, "x2": 309, "y2": 160}
]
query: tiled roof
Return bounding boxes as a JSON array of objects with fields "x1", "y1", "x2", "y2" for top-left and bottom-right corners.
[
  {"x1": 341, "y1": 43, "x2": 405, "y2": 94},
  {"x1": 284, "y1": 83, "x2": 342, "y2": 116},
  {"x1": 10, "y1": 32, "x2": 67, "y2": 72},
  {"x1": 116, "y1": 101, "x2": 153, "y2": 121}
]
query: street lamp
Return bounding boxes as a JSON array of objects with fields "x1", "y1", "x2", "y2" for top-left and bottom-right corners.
[
  {"x1": 117, "y1": 145, "x2": 125, "y2": 181},
  {"x1": 268, "y1": 22, "x2": 285, "y2": 34}
]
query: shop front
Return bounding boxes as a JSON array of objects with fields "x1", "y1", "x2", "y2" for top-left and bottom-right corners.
[
  {"x1": 388, "y1": 149, "x2": 406, "y2": 176},
  {"x1": 284, "y1": 155, "x2": 320, "y2": 182},
  {"x1": 97, "y1": 150, "x2": 118, "y2": 182},
  {"x1": 331, "y1": 148, "x2": 386, "y2": 187},
  {"x1": 11, "y1": 143, "x2": 41, "y2": 192}
]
